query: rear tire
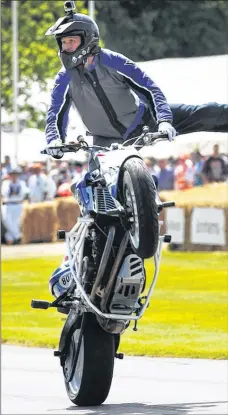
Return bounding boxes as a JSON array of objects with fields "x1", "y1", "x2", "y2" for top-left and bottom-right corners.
[
  {"x1": 64, "y1": 314, "x2": 115, "y2": 406},
  {"x1": 120, "y1": 158, "x2": 159, "y2": 258}
]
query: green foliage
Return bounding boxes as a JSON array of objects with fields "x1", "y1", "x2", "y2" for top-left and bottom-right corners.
[
  {"x1": 1, "y1": 0, "x2": 87, "y2": 129},
  {"x1": 95, "y1": 0, "x2": 228, "y2": 61}
]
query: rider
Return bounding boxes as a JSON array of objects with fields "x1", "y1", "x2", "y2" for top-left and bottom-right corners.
[{"x1": 45, "y1": 8, "x2": 228, "y2": 297}]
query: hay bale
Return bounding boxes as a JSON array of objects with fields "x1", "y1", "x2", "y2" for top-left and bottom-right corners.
[
  {"x1": 55, "y1": 197, "x2": 81, "y2": 232},
  {"x1": 159, "y1": 183, "x2": 228, "y2": 208},
  {"x1": 21, "y1": 201, "x2": 57, "y2": 244}
]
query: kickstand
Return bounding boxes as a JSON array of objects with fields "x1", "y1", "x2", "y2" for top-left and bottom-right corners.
[{"x1": 133, "y1": 319, "x2": 138, "y2": 332}]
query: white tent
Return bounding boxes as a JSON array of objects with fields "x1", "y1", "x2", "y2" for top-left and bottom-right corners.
[
  {"x1": 1, "y1": 127, "x2": 88, "y2": 165},
  {"x1": 139, "y1": 54, "x2": 228, "y2": 105},
  {"x1": 139, "y1": 54, "x2": 228, "y2": 159},
  {"x1": 1, "y1": 128, "x2": 47, "y2": 164}
]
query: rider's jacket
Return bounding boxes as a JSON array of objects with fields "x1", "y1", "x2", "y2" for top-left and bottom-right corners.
[{"x1": 45, "y1": 48, "x2": 173, "y2": 144}]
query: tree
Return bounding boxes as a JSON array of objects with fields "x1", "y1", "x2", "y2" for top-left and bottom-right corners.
[
  {"x1": 1, "y1": 0, "x2": 87, "y2": 130},
  {"x1": 95, "y1": 0, "x2": 228, "y2": 61}
]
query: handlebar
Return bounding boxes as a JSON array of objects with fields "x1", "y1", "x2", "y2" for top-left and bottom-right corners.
[
  {"x1": 41, "y1": 129, "x2": 169, "y2": 155},
  {"x1": 40, "y1": 143, "x2": 82, "y2": 155}
]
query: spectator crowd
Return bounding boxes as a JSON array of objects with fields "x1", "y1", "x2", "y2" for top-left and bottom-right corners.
[
  {"x1": 144, "y1": 144, "x2": 228, "y2": 191},
  {"x1": 1, "y1": 144, "x2": 227, "y2": 245},
  {"x1": 1, "y1": 156, "x2": 87, "y2": 245}
]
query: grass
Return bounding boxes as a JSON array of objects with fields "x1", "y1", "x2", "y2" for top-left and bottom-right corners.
[{"x1": 2, "y1": 251, "x2": 228, "y2": 358}]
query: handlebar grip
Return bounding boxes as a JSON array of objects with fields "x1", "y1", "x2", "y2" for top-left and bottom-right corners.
[
  {"x1": 161, "y1": 201, "x2": 175, "y2": 208},
  {"x1": 31, "y1": 299, "x2": 50, "y2": 309},
  {"x1": 151, "y1": 132, "x2": 169, "y2": 140},
  {"x1": 158, "y1": 132, "x2": 169, "y2": 139}
]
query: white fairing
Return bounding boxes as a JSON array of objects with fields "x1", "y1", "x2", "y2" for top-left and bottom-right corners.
[{"x1": 99, "y1": 146, "x2": 141, "y2": 187}]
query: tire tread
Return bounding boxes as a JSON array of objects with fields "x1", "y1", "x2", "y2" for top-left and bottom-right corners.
[
  {"x1": 123, "y1": 158, "x2": 158, "y2": 258},
  {"x1": 66, "y1": 315, "x2": 115, "y2": 406}
]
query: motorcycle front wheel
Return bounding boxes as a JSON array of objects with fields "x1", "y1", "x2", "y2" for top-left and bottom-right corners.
[
  {"x1": 120, "y1": 157, "x2": 159, "y2": 258},
  {"x1": 63, "y1": 313, "x2": 115, "y2": 406}
]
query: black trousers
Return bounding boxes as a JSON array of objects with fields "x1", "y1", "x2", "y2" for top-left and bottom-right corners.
[
  {"x1": 171, "y1": 102, "x2": 228, "y2": 134},
  {"x1": 93, "y1": 102, "x2": 228, "y2": 147}
]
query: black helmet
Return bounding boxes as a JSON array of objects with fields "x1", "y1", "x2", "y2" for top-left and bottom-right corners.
[{"x1": 45, "y1": 12, "x2": 100, "y2": 69}]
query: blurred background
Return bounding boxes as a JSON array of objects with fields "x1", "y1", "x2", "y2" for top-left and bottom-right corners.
[{"x1": 1, "y1": 0, "x2": 228, "y2": 247}]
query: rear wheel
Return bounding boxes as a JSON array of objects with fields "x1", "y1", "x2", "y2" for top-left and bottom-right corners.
[
  {"x1": 120, "y1": 158, "x2": 159, "y2": 258},
  {"x1": 63, "y1": 314, "x2": 115, "y2": 406}
]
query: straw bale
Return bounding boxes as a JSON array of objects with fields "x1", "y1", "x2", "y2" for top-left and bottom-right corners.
[
  {"x1": 21, "y1": 201, "x2": 57, "y2": 244},
  {"x1": 55, "y1": 196, "x2": 81, "y2": 232},
  {"x1": 159, "y1": 183, "x2": 228, "y2": 208}
]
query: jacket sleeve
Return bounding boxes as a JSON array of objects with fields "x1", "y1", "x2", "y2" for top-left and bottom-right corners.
[
  {"x1": 45, "y1": 68, "x2": 72, "y2": 144},
  {"x1": 101, "y1": 49, "x2": 173, "y2": 124}
]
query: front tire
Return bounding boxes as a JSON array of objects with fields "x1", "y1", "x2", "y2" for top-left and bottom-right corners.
[
  {"x1": 120, "y1": 158, "x2": 159, "y2": 258},
  {"x1": 63, "y1": 314, "x2": 115, "y2": 406}
]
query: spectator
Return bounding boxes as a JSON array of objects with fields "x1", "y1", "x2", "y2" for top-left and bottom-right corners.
[
  {"x1": 73, "y1": 161, "x2": 84, "y2": 182},
  {"x1": 68, "y1": 160, "x2": 76, "y2": 180},
  {"x1": 19, "y1": 161, "x2": 30, "y2": 184},
  {"x1": 27, "y1": 163, "x2": 49, "y2": 203},
  {"x1": 202, "y1": 144, "x2": 227, "y2": 183},
  {"x1": 42, "y1": 165, "x2": 57, "y2": 201},
  {"x1": 1, "y1": 168, "x2": 29, "y2": 245},
  {"x1": 168, "y1": 156, "x2": 176, "y2": 169},
  {"x1": 1, "y1": 155, "x2": 12, "y2": 177},
  {"x1": 49, "y1": 160, "x2": 60, "y2": 185},
  {"x1": 174, "y1": 154, "x2": 194, "y2": 190},
  {"x1": 56, "y1": 162, "x2": 71, "y2": 188},
  {"x1": 157, "y1": 158, "x2": 174, "y2": 191},
  {"x1": 144, "y1": 157, "x2": 160, "y2": 177},
  {"x1": 191, "y1": 150, "x2": 204, "y2": 186},
  {"x1": 56, "y1": 182, "x2": 72, "y2": 197}
]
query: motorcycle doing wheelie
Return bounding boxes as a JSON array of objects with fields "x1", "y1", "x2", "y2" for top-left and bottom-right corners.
[{"x1": 31, "y1": 126, "x2": 175, "y2": 406}]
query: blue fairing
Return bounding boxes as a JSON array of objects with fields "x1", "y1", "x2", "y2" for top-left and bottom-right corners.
[
  {"x1": 76, "y1": 172, "x2": 94, "y2": 212},
  {"x1": 110, "y1": 180, "x2": 118, "y2": 198}
]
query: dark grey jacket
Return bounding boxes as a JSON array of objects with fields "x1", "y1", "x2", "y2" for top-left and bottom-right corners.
[{"x1": 45, "y1": 48, "x2": 173, "y2": 143}]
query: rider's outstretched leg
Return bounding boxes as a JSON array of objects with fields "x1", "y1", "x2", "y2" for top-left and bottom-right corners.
[{"x1": 170, "y1": 102, "x2": 228, "y2": 134}]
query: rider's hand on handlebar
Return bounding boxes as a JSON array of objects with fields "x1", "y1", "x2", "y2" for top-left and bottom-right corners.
[
  {"x1": 158, "y1": 122, "x2": 176, "y2": 142},
  {"x1": 46, "y1": 138, "x2": 64, "y2": 159}
]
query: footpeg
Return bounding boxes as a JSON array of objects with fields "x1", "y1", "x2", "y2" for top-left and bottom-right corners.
[
  {"x1": 115, "y1": 353, "x2": 124, "y2": 359},
  {"x1": 31, "y1": 300, "x2": 50, "y2": 309},
  {"x1": 164, "y1": 234, "x2": 172, "y2": 243},
  {"x1": 54, "y1": 350, "x2": 65, "y2": 357},
  {"x1": 57, "y1": 230, "x2": 66, "y2": 240},
  {"x1": 161, "y1": 201, "x2": 175, "y2": 208},
  {"x1": 158, "y1": 201, "x2": 175, "y2": 212}
]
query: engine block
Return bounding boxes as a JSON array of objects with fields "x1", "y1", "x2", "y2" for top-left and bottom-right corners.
[{"x1": 109, "y1": 254, "x2": 145, "y2": 315}]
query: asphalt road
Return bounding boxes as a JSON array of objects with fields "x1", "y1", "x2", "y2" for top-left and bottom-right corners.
[
  {"x1": 2, "y1": 242, "x2": 65, "y2": 259},
  {"x1": 2, "y1": 345, "x2": 228, "y2": 415}
]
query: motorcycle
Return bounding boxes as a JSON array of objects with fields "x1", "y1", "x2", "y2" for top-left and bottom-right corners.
[{"x1": 31, "y1": 126, "x2": 175, "y2": 406}]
